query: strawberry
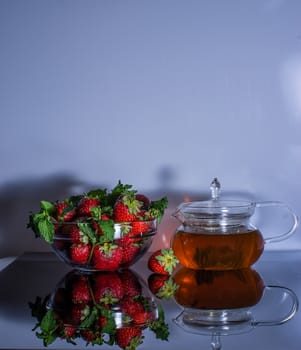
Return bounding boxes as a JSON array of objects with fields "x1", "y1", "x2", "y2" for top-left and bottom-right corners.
[
  {"x1": 120, "y1": 242, "x2": 141, "y2": 265},
  {"x1": 148, "y1": 274, "x2": 178, "y2": 300},
  {"x1": 113, "y1": 195, "x2": 142, "y2": 222},
  {"x1": 92, "y1": 243, "x2": 123, "y2": 271},
  {"x1": 119, "y1": 270, "x2": 142, "y2": 297},
  {"x1": 70, "y1": 303, "x2": 90, "y2": 324},
  {"x1": 135, "y1": 194, "x2": 150, "y2": 210},
  {"x1": 55, "y1": 201, "x2": 76, "y2": 222},
  {"x1": 120, "y1": 297, "x2": 144, "y2": 319},
  {"x1": 148, "y1": 248, "x2": 179, "y2": 275},
  {"x1": 80, "y1": 329, "x2": 103, "y2": 345},
  {"x1": 60, "y1": 324, "x2": 77, "y2": 339},
  {"x1": 68, "y1": 224, "x2": 89, "y2": 244},
  {"x1": 70, "y1": 243, "x2": 91, "y2": 265},
  {"x1": 77, "y1": 197, "x2": 100, "y2": 216},
  {"x1": 93, "y1": 272, "x2": 124, "y2": 304},
  {"x1": 130, "y1": 220, "x2": 150, "y2": 234},
  {"x1": 132, "y1": 310, "x2": 154, "y2": 325},
  {"x1": 116, "y1": 327, "x2": 142, "y2": 350},
  {"x1": 71, "y1": 277, "x2": 91, "y2": 304}
]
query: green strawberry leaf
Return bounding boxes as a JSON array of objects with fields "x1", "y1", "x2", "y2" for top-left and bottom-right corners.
[
  {"x1": 107, "y1": 180, "x2": 135, "y2": 205},
  {"x1": 68, "y1": 194, "x2": 83, "y2": 206},
  {"x1": 87, "y1": 188, "x2": 108, "y2": 200},
  {"x1": 90, "y1": 206, "x2": 102, "y2": 220},
  {"x1": 80, "y1": 306, "x2": 98, "y2": 328},
  {"x1": 78, "y1": 222, "x2": 97, "y2": 244},
  {"x1": 149, "y1": 197, "x2": 168, "y2": 223}
]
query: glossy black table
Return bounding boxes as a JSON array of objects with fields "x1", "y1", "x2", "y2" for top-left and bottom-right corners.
[{"x1": 0, "y1": 250, "x2": 301, "y2": 349}]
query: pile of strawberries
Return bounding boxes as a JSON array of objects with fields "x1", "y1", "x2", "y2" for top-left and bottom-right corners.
[
  {"x1": 28, "y1": 181, "x2": 168, "y2": 271},
  {"x1": 30, "y1": 269, "x2": 169, "y2": 348}
]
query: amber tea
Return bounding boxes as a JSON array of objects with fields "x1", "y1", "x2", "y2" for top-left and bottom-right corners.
[{"x1": 172, "y1": 228, "x2": 264, "y2": 270}]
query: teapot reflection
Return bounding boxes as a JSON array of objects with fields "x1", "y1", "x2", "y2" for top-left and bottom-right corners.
[
  {"x1": 173, "y1": 267, "x2": 298, "y2": 349},
  {"x1": 29, "y1": 269, "x2": 169, "y2": 348}
]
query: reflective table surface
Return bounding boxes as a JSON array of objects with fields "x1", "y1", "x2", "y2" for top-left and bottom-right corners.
[{"x1": 1, "y1": 250, "x2": 301, "y2": 349}]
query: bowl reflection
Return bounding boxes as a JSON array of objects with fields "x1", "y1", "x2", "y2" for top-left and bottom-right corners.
[{"x1": 29, "y1": 269, "x2": 169, "y2": 348}]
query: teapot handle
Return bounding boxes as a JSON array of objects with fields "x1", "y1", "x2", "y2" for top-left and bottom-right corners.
[
  {"x1": 255, "y1": 201, "x2": 299, "y2": 244},
  {"x1": 252, "y1": 285, "x2": 299, "y2": 327}
]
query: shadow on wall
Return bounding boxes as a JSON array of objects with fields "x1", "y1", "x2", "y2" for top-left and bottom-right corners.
[{"x1": 0, "y1": 173, "x2": 89, "y2": 257}]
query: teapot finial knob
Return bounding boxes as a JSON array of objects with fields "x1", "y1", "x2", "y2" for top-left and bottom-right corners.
[{"x1": 210, "y1": 178, "x2": 221, "y2": 200}]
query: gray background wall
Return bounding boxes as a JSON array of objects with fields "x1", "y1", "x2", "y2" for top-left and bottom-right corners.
[{"x1": 1, "y1": 0, "x2": 301, "y2": 256}]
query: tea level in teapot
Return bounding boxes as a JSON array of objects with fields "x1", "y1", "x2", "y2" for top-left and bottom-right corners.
[{"x1": 172, "y1": 229, "x2": 264, "y2": 270}]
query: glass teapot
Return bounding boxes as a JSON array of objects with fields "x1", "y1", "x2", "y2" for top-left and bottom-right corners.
[{"x1": 171, "y1": 178, "x2": 298, "y2": 270}]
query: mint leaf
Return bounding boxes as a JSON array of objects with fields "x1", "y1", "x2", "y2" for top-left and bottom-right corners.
[
  {"x1": 40, "y1": 200, "x2": 56, "y2": 214},
  {"x1": 37, "y1": 218, "x2": 55, "y2": 243},
  {"x1": 148, "y1": 303, "x2": 169, "y2": 340},
  {"x1": 98, "y1": 220, "x2": 115, "y2": 242},
  {"x1": 36, "y1": 309, "x2": 59, "y2": 346},
  {"x1": 40, "y1": 310, "x2": 57, "y2": 333}
]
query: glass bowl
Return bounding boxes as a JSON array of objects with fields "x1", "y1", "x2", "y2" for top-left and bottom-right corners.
[{"x1": 51, "y1": 219, "x2": 157, "y2": 272}]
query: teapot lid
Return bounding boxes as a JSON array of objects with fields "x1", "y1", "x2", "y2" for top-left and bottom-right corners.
[{"x1": 176, "y1": 178, "x2": 255, "y2": 222}]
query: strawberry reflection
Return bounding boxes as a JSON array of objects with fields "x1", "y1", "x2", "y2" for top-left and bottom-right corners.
[{"x1": 29, "y1": 269, "x2": 169, "y2": 348}]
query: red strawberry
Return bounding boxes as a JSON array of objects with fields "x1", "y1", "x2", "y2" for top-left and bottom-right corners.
[
  {"x1": 119, "y1": 270, "x2": 142, "y2": 297},
  {"x1": 70, "y1": 303, "x2": 90, "y2": 324},
  {"x1": 113, "y1": 195, "x2": 142, "y2": 222},
  {"x1": 100, "y1": 213, "x2": 111, "y2": 220},
  {"x1": 55, "y1": 201, "x2": 76, "y2": 222},
  {"x1": 120, "y1": 297, "x2": 144, "y2": 319},
  {"x1": 148, "y1": 273, "x2": 178, "y2": 300},
  {"x1": 60, "y1": 324, "x2": 77, "y2": 339},
  {"x1": 70, "y1": 243, "x2": 91, "y2": 264},
  {"x1": 116, "y1": 327, "x2": 142, "y2": 350},
  {"x1": 67, "y1": 224, "x2": 89, "y2": 244},
  {"x1": 120, "y1": 242, "x2": 141, "y2": 265},
  {"x1": 80, "y1": 329, "x2": 103, "y2": 345},
  {"x1": 130, "y1": 220, "x2": 150, "y2": 234},
  {"x1": 148, "y1": 248, "x2": 179, "y2": 275},
  {"x1": 71, "y1": 277, "x2": 91, "y2": 304},
  {"x1": 93, "y1": 272, "x2": 124, "y2": 304},
  {"x1": 92, "y1": 243, "x2": 123, "y2": 271},
  {"x1": 135, "y1": 194, "x2": 150, "y2": 209},
  {"x1": 77, "y1": 197, "x2": 100, "y2": 216},
  {"x1": 132, "y1": 310, "x2": 154, "y2": 325}
]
